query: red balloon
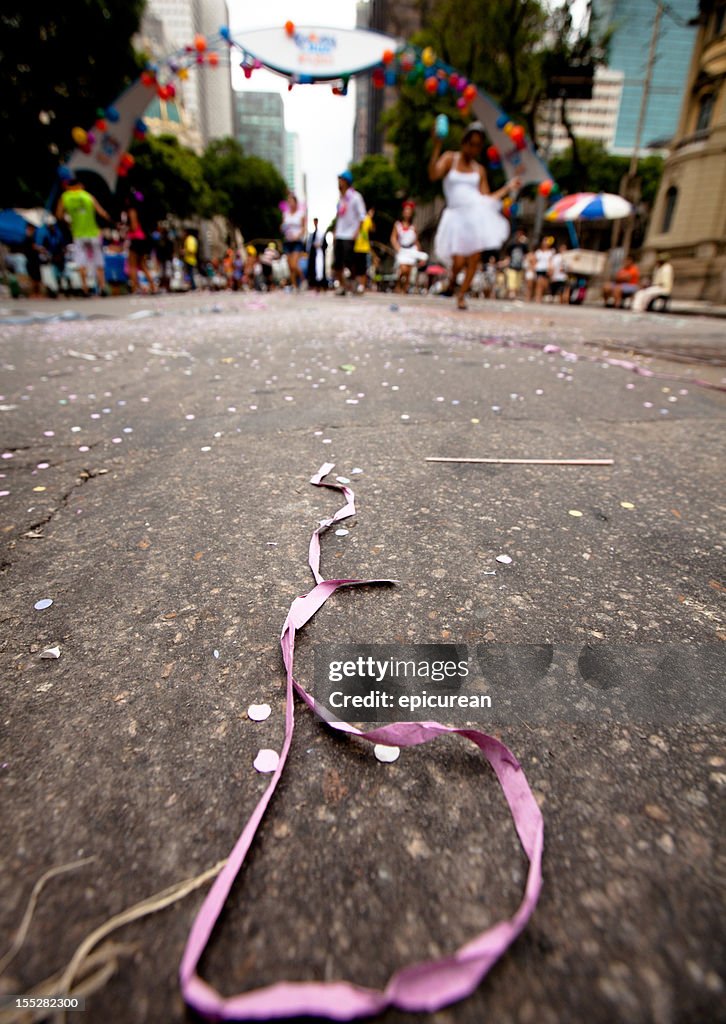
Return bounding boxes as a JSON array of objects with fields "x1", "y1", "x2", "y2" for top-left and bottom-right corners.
[
  {"x1": 424, "y1": 76, "x2": 438, "y2": 94},
  {"x1": 463, "y1": 84, "x2": 477, "y2": 101},
  {"x1": 208, "y1": 52, "x2": 219, "y2": 67},
  {"x1": 284, "y1": 20, "x2": 295, "y2": 36},
  {"x1": 538, "y1": 179, "x2": 554, "y2": 197},
  {"x1": 95, "y1": 118, "x2": 106, "y2": 132},
  {"x1": 487, "y1": 145, "x2": 500, "y2": 162},
  {"x1": 511, "y1": 125, "x2": 525, "y2": 144}
]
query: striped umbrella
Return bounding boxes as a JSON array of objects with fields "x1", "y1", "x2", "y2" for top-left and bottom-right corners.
[{"x1": 544, "y1": 192, "x2": 634, "y2": 222}]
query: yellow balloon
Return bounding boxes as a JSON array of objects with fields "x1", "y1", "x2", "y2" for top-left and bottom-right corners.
[
  {"x1": 178, "y1": 67, "x2": 189, "y2": 80},
  {"x1": 71, "y1": 126, "x2": 87, "y2": 147},
  {"x1": 422, "y1": 46, "x2": 436, "y2": 66},
  {"x1": 504, "y1": 121, "x2": 515, "y2": 136}
]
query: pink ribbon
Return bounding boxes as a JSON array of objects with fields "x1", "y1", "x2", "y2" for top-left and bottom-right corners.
[{"x1": 180, "y1": 464, "x2": 544, "y2": 1020}]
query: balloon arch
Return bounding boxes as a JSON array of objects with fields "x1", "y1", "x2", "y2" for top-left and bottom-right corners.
[{"x1": 64, "y1": 22, "x2": 555, "y2": 207}]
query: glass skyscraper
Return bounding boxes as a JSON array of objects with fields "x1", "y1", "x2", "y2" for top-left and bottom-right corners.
[{"x1": 594, "y1": 0, "x2": 698, "y2": 152}]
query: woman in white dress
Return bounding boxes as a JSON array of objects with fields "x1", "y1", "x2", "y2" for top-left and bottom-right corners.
[
  {"x1": 429, "y1": 121, "x2": 520, "y2": 309},
  {"x1": 391, "y1": 201, "x2": 426, "y2": 293}
]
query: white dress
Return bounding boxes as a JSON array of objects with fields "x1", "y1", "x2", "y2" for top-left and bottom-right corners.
[
  {"x1": 394, "y1": 222, "x2": 427, "y2": 267},
  {"x1": 434, "y1": 159, "x2": 510, "y2": 264}
]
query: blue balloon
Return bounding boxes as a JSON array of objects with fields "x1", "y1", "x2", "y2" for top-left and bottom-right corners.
[
  {"x1": 58, "y1": 165, "x2": 73, "y2": 181},
  {"x1": 105, "y1": 106, "x2": 120, "y2": 123},
  {"x1": 437, "y1": 79, "x2": 448, "y2": 96},
  {"x1": 496, "y1": 113, "x2": 509, "y2": 129},
  {"x1": 220, "y1": 25, "x2": 230, "y2": 40},
  {"x1": 385, "y1": 69, "x2": 397, "y2": 86}
]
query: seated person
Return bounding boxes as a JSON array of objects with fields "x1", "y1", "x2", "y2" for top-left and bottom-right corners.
[
  {"x1": 631, "y1": 254, "x2": 674, "y2": 312},
  {"x1": 602, "y1": 256, "x2": 640, "y2": 307}
]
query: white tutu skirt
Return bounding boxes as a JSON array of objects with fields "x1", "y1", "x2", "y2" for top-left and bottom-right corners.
[
  {"x1": 434, "y1": 194, "x2": 510, "y2": 264},
  {"x1": 396, "y1": 248, "x2": 428, "y2": 268}
]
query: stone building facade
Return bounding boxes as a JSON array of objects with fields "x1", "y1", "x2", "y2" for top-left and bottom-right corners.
[{"x1": 645, "y1": 1, "x2": 726, "y2": 300}]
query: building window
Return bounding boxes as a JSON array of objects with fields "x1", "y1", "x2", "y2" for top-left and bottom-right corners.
[
  {"x1": 695, "y1": 93, "x2": 715, "y2": 133},
  {"x1": 661, "y1": 186, "x2": 678, "y2": 233}
]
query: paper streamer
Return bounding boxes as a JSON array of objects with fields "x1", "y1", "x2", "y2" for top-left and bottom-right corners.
[
  {"x1": 180, "y1": 464, "x2": 544, "y2": 1020},
  {"x1": 480, "y1": 337, "x2": 726, "y2": 392}
]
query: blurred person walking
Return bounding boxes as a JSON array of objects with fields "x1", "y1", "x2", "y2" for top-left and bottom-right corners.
[
  {"x1": 306, "y1": 218, "x2": 328, "y2": 291},
  {"x1": 55, "y1": 177, "x2": 112, "y2": 296},
  {"x1": 333, "y1": 169, "x2": 366, "y2": 295},
  {"x1": 281, "y1": 194, "x2": 306, "y2": 290}
]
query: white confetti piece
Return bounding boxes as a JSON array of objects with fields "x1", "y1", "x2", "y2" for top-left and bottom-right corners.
[
  {"x1": 496, "y1": 555, "x2": 513, "y2": 565},
  {"x1": 335, "y1": 528, "x2": 349, "y2": 536},
  {"x1": 248, "y1": 703, "x2": 272, "y2": 722},
  {"x1": 34, "y1": 599, "x2": 53, "y2": 610},
  {"x1": 374, "y1": 744, "x2": 400, "y2": 763},
  {"x1": 40, "y1": 646, "x2": 61, "y2": 660},
  {"x1": 254, "y1": 748, "x2": 279, "y2": 773},
  {"x1": 568, "y1": 510, "x2": 584, "y2": 518}
]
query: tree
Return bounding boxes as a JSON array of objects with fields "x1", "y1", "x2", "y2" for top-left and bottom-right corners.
[
  {"x1": 0, "y1": 0, "x2": 145, "y2": 206},
  {"x1": 549, "y1": 141, "x2": 663, "y2": 206},
  {"x1": 349, "y1": 154, "x2": 406, "y2": 244},
  {"x1": 199, "y1": 138, "x2": 288, "y2": 239},
  {"x1": 127, "y1": 135, "x2": 211, "y2": 225}
]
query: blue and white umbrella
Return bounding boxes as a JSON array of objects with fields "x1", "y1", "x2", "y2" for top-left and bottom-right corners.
[{"x1": 545, "y1": 192, "x2": 634, "y2": 222}]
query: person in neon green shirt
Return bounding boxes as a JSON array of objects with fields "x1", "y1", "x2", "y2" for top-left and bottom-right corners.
[
  {"x1": 353, "y1": 207, "x2": 375, "y2": 293},
  {"x1": 55, "y1": 179, "x2": 111, "y2": 295}
]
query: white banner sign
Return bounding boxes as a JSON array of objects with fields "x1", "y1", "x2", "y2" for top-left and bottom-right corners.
[{"x1": 234, "y1": 25, "x2": 400, "y2": 80}]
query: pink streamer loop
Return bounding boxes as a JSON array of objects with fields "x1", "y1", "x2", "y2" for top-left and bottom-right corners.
[{"x1": 180, "y1": 463, "x2": 544, "y2": 1020}]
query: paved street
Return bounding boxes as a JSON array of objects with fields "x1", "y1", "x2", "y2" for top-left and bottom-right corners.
[{"x1": 1, "y1": 291, "x2": 724, "y2": 1023}]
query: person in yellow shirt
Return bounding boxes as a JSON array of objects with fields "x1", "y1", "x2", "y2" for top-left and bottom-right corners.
[
  {"x1": 353, "y1": 208, "x2": 375, "y2": 294},
  {"x1": 182, "y1": 229, "x2": 198, "y2": 291}
]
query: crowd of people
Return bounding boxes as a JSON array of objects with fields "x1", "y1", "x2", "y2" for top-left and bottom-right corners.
[{"x1": 3, "y1": 158, "x2": 674, "y2": 313}]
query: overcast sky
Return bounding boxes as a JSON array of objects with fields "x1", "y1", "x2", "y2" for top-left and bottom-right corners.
[{"x1": 227, "y1": 0, "x2": 360, "y2": 230}]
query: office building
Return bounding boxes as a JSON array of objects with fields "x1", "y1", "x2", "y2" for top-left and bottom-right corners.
[
  {"x1": 232, "y1": 91, "x2": 286, "y2": 178},
  {"x1": 538, "y1": 66, "x2": 625, "y2": 153},
  {"x1": 144, "y1": 0, "x2": 234, "y2": 145},
  {"x1": 594, "y1": 0, "x2": 698, "y2": 153}
]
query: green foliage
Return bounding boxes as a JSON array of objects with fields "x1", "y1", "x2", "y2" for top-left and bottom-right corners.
[
  {"x1": 419, "y1": 0, "x2": 547, "y2": 112},
  {"x1": 349, "y1": 154, "x2": 406, "y2": 242},
  {"x1": 128, "y1": 135, "x2": 211, "y2": 225},
  {"x1": 0, "y1": 0, "x2": 145, "y2": 205},
  {"x1": 549, "y1": 141, "x2": 663, "y2": 206},
  {"x1": 199, "y1": 138, "x2": 287, "y2": 237}
]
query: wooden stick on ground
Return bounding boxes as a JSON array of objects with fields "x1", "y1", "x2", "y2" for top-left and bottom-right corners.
[{"x1": 425, "y1": 457, "x2": 614, "y2": 465}]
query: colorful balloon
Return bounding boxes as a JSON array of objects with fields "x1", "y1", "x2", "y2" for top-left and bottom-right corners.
[
  {"x1": 463, "y1": 84, "x2": 477, "y2": 101},
  {"x1": 538, "y1": 179, "x2": 554, "y2": 197},
  {"x1": 422, "y1": 46, "x2": 436, "y2": 66},
  {"x1": 496, "y1": 113, "x2": 509, "y2": 129},
  {"x1": 208, "y1": 52, "x2": 219, "y2": 67},
  {"x1": 382, "y1": 49, "x2": 394, "y2": 65},
  {"x1": 194, "y1": 34, "x2": 207, "y2": 51},
  {"x1": 106, "y1": 106, "x2": 120, "y2": 123},
  {"x1": 284, "y1": 20, "x2": 295, "y2": 36},
  {"x1": 424, "y1": 75, "x2": 438, "y2": 95},
  {"x1": 71, "y1": 126, "x2": 87, "y2": 147}
]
